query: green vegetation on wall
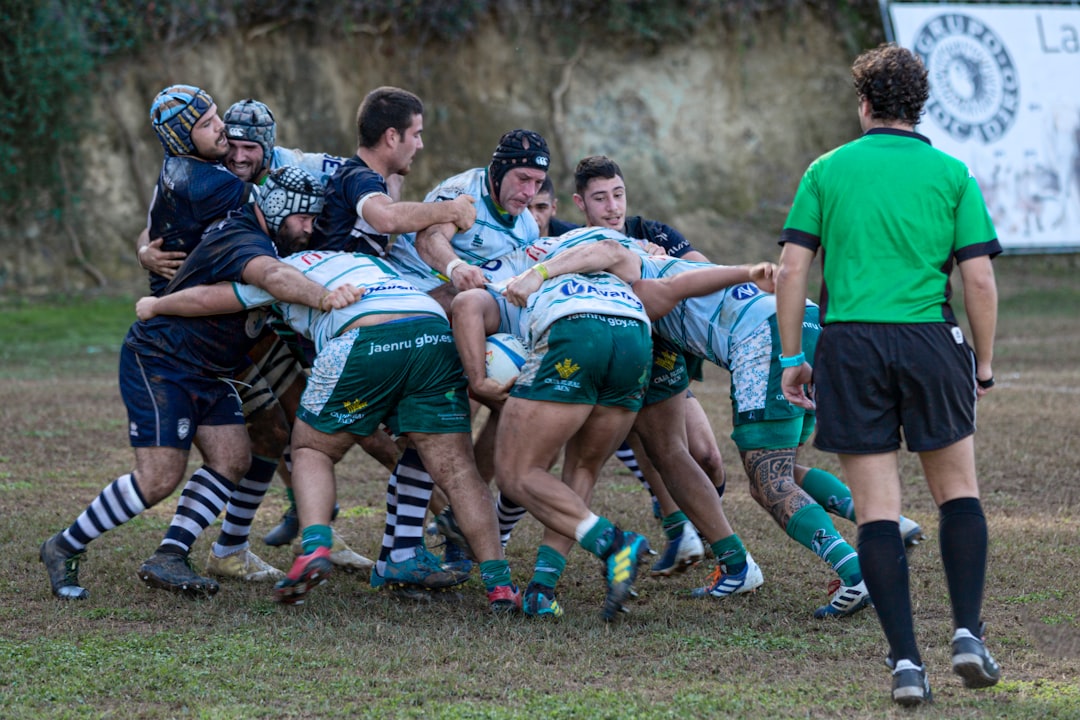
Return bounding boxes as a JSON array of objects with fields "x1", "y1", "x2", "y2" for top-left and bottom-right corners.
[{"x1": 0, "y1": 0, "x2": 881, "y2": 235}]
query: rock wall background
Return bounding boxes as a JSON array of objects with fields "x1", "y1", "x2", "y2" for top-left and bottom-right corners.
[{"x1": 2, "y1": 9, "x2": 863, "y2": 295}]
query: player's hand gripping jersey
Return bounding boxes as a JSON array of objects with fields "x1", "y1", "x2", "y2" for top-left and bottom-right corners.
[{"x1": 388, "y1": 167, "x2": 540, "y2": 290}]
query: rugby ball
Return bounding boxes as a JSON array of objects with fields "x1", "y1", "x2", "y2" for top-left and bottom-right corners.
[{"x1": 485, "y1": 333, "x2": 527, "y2": 384}]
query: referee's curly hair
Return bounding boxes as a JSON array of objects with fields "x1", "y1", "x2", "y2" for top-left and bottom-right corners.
[{"x1": 852, "y1": 43, "x2": 929, "y2": 124}]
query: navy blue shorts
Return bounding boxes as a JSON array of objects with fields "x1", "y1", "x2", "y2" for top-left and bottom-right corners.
[
  {"x1": 119, "y1": 346, "x2": 245, "y2": 449},
  {"x1": 812, "y1": 322, "x2": 977, "y2": 454}
]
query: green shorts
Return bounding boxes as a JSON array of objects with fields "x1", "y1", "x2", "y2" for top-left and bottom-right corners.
[
  {"x1": 643, "y1": 334, "x2": 692, "y2": 406},
  {"x1": 686, "y1": 353, "x2": 705, "y2": 383},
  {"x1": 728, "y1": 308, "x2": 820, "y2": 451},
  {"x1": 732, "y1": 413, "x2": 816, "y2": 452},
  {"x1": 511, "y1": 314, "x2": 651, "y2": 411},
  {"x1": 297, "y1": 316, "x2": 471, "y2": 437}
]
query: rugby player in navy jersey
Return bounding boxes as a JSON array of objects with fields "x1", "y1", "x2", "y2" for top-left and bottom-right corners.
[
  {"x1": 307, "y1": 88, "x2": 487, "y2": 592},
  {"x1": 131, "y1": 87, "x2": 307, "y2": 584},
  {"x1": 311, "y1": 86, "x2": 476, "y2": 258},
  {"x1": 223, "y1": 98, "x2": 345, "y2": 187},
  {"x1": 39, "y1": 168, "x2": 361, "y2": 600},
  {"x1": 214, "y1": 98, "x2": 398, "y2": 571},
  {"x1": 138, "y1": 85, "x2": 252, "y2": 294}
]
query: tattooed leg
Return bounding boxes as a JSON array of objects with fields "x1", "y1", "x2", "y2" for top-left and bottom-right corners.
[
  {"x1": 742, "y1": 447, "x2": 862, "y2": 586},
  {"x1": 741, "y1": 447, "x2": 812, "y2": 529}
]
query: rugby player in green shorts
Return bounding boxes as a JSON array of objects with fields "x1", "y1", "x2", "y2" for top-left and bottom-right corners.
[{"x1": 133, "y1": 248, "x2": 521, "y2": 613}]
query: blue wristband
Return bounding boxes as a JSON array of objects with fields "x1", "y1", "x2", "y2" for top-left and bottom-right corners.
[{"x1": 779, "y1": 352, "x2": 805, "y2": 368}]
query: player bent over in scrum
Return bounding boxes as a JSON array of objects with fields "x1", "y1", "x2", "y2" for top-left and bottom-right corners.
[
  {"x1": 490, "y1": 246, "x2": 658, "y2": 622},
  {"x1": 135, "y1": 250, "x2": 520, "y2": 612},
  {"x1": 505, "y1": 232, "x2": 885, "y2": 619}
]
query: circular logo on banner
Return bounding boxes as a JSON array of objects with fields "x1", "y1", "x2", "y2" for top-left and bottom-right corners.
[{"x1": 912, "y1": 13, "x2": 1019, "y2": 143}]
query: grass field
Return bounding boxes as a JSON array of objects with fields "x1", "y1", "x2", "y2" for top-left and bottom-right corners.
[{"x1": 1, "y1": 255, "x2": 1078, "y2": 719}]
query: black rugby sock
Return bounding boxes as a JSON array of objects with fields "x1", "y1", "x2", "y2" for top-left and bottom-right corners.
[
  {"x1": 858, "y1": 520, "x2": 921, "y2": 665},
  {"x1": 939, "y1": 497, "x2": 988, "y2": 635}
]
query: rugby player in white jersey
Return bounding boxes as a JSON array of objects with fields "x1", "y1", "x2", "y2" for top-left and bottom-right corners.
[
  {"x1": 380, "y1": 130, "x2": 551, "y2": 580},
  {"x1": 506, "y1": 233, "x2": 887, "y2": 619},
  {"x1": 133, "y1": 249, "x2": 521, "y2": 613}
]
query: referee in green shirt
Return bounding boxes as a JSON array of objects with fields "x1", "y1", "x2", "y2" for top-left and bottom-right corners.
[{"x1": 774, "y1": 43, "x2": 1001, "y2": 707}]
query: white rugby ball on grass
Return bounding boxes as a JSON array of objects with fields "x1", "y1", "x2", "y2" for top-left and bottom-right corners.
[{"x1": 485, "y1": 333, "x2": 527, "y2": 384}]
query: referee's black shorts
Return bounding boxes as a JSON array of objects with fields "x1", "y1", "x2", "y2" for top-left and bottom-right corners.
[{"x1": 812, "y1": 322, "x2": 977, "y2": 454}]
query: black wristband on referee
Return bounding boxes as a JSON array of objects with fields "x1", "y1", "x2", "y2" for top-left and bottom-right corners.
[{"x1": 977, "y1": 376, "x2": 995, "y2": 390}]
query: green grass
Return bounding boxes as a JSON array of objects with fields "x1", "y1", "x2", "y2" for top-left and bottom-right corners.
[
  {"x1": 1, "y1": 257, "x2": 1078, "y2": 719},
  {"x1": 0, "y1": 293, "x2": 135, "y2": 377}
]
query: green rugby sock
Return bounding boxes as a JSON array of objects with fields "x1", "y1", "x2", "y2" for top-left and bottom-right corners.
[
  {"x1": 661, "y1": 511, "x2": 690, "y2": 540},
  {"x1": 530, "y1": 544, "x2": 568, "y2": 588},
  {"x1": 579, "y1": 516, "x2": 616, "y2": 558},
  {"x1": 710, "y1": 534, "x2": 747, "y2": 573},
  {"x1": 300, "y1": 524, "x2": 333, "y2": 555},
  {"x1": 800, "y1": 468, "x2": 855, "y2": 522},
  {"x1": 479, "y1": 559, "x2": 512, "y2": 591},
  {"x1": 786, "y1": 504, "x2": 861, "y2": 586}
]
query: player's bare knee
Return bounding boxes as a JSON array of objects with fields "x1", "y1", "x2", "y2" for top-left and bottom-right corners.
[
  {"x1": 695, "y1": 447, "x2": 725, "y2": 483},
  {"x1": 134, "y1": 471, "x2": 186, "y2": 506},
  {"x1": 245, "y1": 411, "x2": 290, "y2": 457}
]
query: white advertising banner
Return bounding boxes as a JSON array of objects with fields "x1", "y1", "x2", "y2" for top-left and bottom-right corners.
[{"x1": 886, "y1": 1, "x2": 1080, "y2": 252}]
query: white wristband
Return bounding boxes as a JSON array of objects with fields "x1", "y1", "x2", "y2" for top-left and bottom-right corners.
[{"x1": 445, "y1": 258, "x2": 467, "y2": 279}]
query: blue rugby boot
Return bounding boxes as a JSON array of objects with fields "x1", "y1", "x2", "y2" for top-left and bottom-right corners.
[
  {"x1": 650, "y1": 522, "x2": 705, "y2": 577},
  {"x1": 600, "y1": 528, "x2": 652, "y2": 621},
  {"x1": 522, "y1": 581, "x2": 564, "y2": 618},
  {"x1": 691, "y1": 554, "x2": 764, "y2": 599}
]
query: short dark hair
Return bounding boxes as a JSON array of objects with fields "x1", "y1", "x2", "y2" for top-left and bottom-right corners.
[
  {"x1": 356, "y1": 87, "x2": 424, "y2": 148},
  {"x1": 851, "y1": 43, "x2": 929, "y2": 123},
  {"x1": 574, "y1": 155, "x2": 623, "y2": 195},
  {"x1": 538, "y1": 176, "x2": 555, "y2": 196}
]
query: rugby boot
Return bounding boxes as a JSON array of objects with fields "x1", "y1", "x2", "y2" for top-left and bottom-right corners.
[
  {"x1": 380, "y1": 547, "x2": 471, "y2": 589},
  {"x1": 40, "y1": 533, "x2": 89, "y2": 600},
  {"x1": 650, "y1": 522, "x2": 705, "y2": 577},
  {"x1": 487, "y1": 584, "x2": 522, "y2": 614},
  {"x1": 274, "y1": 546, "x2": 333, "y2": 605},
  {"x1": 691, "y1": 554, "x2": 765, "y2": 599},
  {"x1": 600, "y1": 528, "x2": 652, "y2": 621},
  {"x1": 899, "y1": 516, "x2": 925, "y2": 548},
  {"x1": 892, "y1": 659, "x2": 932, "y2": 707},
  {"x1": 952, "y1": 625, "x2": 1001, "y2": 689},
  {"x1": 814, "y1": 578, "x2": 871, "y2": 618},
  {"x1": 138, "y1": 550, "x2": 220, "y2": 597},
  {"x1": 328, "y1": 530, "x2": 374, "y2": 572},
  {"x1": 522, "y1": 581, "x2": 564, "y2": 618},
  {"x1": 206, "y1": 547, "x2": 285, "y2": 581},
  {"x1": 264, "y1": 502, "x2": 340, "y2": 547}
]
